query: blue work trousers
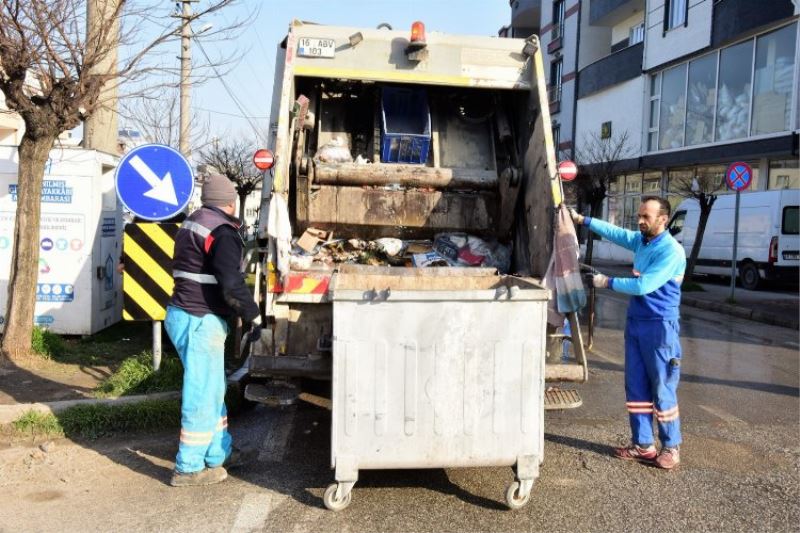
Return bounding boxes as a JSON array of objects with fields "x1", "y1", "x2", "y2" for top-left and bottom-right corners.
[
  {"x1": 165, "y1": 305, "x2": 232, "y2": 473},
  {"x1": 624, "y1": 318, "x2": 682, "y2": 448}
]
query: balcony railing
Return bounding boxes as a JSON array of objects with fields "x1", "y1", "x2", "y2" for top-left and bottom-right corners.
[
  {"x1": 548, "y1": 85, "x2": 562, "y2": 104},
  {"x1": 577, "y1": 42, "x2": 643, "y2": 99}
]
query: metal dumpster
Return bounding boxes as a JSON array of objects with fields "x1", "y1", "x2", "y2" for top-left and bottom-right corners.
[{"x1": 325, "y1": 266, "x2": 548, "y2": 510}]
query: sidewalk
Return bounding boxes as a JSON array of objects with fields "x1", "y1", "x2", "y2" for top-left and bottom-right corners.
[{"x1": 590, "y1": 260, "x2": 799, "y2": 330}]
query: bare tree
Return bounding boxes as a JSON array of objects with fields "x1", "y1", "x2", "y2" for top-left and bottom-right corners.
[
  {"x1": 0, "y1": 0, "x2": 240, "y2": 362},
  {"x1": 669, "y1": 168, "x2": 724, "y2": 284},
  {"x1": 200, "y1": 139, "x2": 262, "y2": 225},
  {"x1": 573, "y1": 131, "x2": 635, "y2": 265},
  {"x1": 119, "y1": 91, "x2": 210, "y2": 153}
]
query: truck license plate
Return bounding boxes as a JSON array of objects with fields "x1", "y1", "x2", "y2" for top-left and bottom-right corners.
[
  {"x1": 298, "y1": 37, "x2": 335, "y2": 58},
  {"x1": 783, "y1": 251, "x2": 799, "y2": 260}
]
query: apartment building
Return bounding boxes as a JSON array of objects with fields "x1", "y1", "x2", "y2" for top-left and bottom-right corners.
[{"x1": 506, "y1": 0, "x2": 800, "y2": 260}]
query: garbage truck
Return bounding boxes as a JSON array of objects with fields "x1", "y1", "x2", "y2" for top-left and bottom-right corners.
[{"x1": 244, "y1": 20, "x2": 588, "y2": 510}]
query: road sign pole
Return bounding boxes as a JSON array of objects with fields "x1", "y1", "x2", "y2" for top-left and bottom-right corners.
[
  {"x1": 153, "y1": 320, "x2": 162, "y2": 371},
  {"x1": 729, "y1": 190, "x2": 741, "y2": 301}
]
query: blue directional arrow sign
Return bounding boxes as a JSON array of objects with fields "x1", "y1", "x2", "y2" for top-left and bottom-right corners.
[{"x1": 115, "y1": 144, "x2": 195, "y2": 221}]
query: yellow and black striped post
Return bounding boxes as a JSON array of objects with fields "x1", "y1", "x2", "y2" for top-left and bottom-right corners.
[{"x1": 122, "y1": 223, "x2": 181, "y2": 321}]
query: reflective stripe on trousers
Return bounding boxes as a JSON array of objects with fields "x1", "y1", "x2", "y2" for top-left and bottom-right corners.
[
  {"x1": 624, "y1": 318, "x2": 682, "y2": 448},
  {"x1": 165, "y1": 305, "x2": 232, "y2": 473}
]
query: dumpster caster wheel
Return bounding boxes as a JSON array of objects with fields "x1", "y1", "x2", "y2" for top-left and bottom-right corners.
[
  {"x1": 505, "y1": 481, "x2": 530, "y2": 510},
  {"x1": 324, "y1": 483, "x2": 352, "y2": 512}
]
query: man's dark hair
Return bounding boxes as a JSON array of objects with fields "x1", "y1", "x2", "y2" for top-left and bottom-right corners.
[{"x1": 641, "y1": 195, "x2": 671, "y2": 218}]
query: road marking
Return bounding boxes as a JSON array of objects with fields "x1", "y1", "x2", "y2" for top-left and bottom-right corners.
[
  {"x1": 698, "y1": 404, "x2": 746, "y2": 425},
  {"x1": 231, "y1": 492, "x2": 283, "y2": 533},
  {"x1": 589, "y1": 347, "x2": 623, "y2": 365},
  {"x1": 258, "y1": 406, "x2": 296, "y2": 463}
]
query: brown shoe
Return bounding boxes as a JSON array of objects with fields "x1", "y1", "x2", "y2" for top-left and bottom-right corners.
[
  {"x1": 170, "y1": 466, "x2": 228, "y2": 487},
  {"x1": 614, "y1": 443, "x2": 657, "y2": 463},
  {"x1": 654, "y1": 447, "x2": 680, "y2": 470}
]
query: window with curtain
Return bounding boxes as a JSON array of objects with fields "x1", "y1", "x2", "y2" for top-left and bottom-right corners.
[
  {"x1": 648, "y1": 73, "x2": 661, "y2": 151},
  {"x1": 549, "y1": 59, "x2": 563, "y2": 103},
  {"x1": 752, "y1": 23, "x2": 797, "y2": 136},
  {"x1": 665, "y1": 0, "x2": 687, "y2": 30},
  {"x1": 629, "y1": 21, "x2": 645, "y2": 45},
  {"x1": 716, "y1": 40, "x2": 754, "y2": 141},
  {"x1": 658, "y1": 64, "x2": 687, "y2": 150},
  {"x1": 552, "y1": 0, "x2": 565, "y2": 40},
  {"x1": 685, "y1": 54, "x2": 716, "y2": 146}
]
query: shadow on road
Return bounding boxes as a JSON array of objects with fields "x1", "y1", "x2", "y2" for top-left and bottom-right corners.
[
  {"x1": 588, "y1": 358, "x2": 800, "y2": 397},
  {"x1": 544, "y1": 433, "x2": 616, "y2": 457}
]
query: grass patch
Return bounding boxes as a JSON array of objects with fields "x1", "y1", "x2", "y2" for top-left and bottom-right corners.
[
  {"x1": 681, "y1": 280, "x2": 705, "y2": 292},
  {"x1": 10, "y1": 399, "x2": 182, "y2": 440},
  {"x1": 31, "y1": 327, "x2": 68, "y2": 359},
  {"x1": 94, "y1": 351, "x2": 183, "y2": 398},
  {"x1": 12, "y1": 410, "x2": 64, "y2": 436}
]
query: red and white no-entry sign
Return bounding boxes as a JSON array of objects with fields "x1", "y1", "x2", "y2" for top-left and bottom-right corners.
[
  {"x1": 557, "y1": 160, "x2": 578, "y2": 181},
  {"x1": 253, "y1": 149, "x2": 275, "y2": 171}
]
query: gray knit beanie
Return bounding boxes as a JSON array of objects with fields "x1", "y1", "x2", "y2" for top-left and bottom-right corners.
[{"x1": 201, "y1": 173, "x2": 237, "y2": 207}]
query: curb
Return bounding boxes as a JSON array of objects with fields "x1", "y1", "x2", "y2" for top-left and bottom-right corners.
[
  {"x1": 0, "y1": 391, "x2": 180, "y2": 425},
  {"x1": 680, "y1": 295, "x2": 799, "y2": 329}
]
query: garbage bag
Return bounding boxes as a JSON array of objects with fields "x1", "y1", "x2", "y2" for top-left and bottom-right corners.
[
  {"x1": 543, "y1": 204, "x2": 586, "y2": 325},
  {"x1": 314, "y1": 137, "x2": 353, "y2": 163}
]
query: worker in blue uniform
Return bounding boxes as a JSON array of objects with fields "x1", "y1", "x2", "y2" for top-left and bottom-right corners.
[
  {"x1": 571, "y1": 196, "x2": 685, "y2": 469},
  {"x1": 165, "y1": 173, "x2": 262, "y2": 486}
]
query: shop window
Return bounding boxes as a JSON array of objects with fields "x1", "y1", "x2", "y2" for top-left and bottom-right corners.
[
  {"x1": 643, "y1": 173, "x2": 662, "y2": 194},
  {"x1": 715, "y1": 40, "x2": 754, "y2": 142},
  {"x1": 752, "y1": 24, "x2": 797, "y2": 136},
  {"x1": 768, "y1": 159, "x2": 800, "y2": 190},
  {"x1": 658, "y1": 64, "x2": 686, "y2": 150},
  {"x1": 695, "y1": 165, "x2": 727, "y2": 194},
  {"x1": 685, "y1": 53, "x2": 716, "y2": 146}
]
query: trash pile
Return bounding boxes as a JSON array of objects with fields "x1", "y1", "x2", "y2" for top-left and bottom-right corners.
[{"x1": 290, "y1": 228, "x2": 512, "y2": 273}]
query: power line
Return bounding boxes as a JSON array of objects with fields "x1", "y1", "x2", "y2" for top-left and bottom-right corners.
[
  {"x1": 194, "y1": 38, "x2": 267, "y2": 144},
  {"x1": 194, "y1": 106, "x2": 268, "y2": 119}
]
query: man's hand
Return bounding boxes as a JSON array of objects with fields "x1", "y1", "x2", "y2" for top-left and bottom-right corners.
[
  {"x1": 592, "y1": 273, "x2": 609, "y2": 288},
  {"x1": 249, "y1": 315, "x2": 263, "y2": 343},
  {"x1": 569, "y1": 208, "x2": 585, "y2": 225}
]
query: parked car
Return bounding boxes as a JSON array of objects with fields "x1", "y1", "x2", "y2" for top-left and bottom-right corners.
[{"x1": 668, "y1": 189, "x2": 799, "y2": 290}]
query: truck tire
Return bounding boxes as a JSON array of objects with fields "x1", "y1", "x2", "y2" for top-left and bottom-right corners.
[{"x1": 739, "y1": 261, "x2": 761, "y2": 291}]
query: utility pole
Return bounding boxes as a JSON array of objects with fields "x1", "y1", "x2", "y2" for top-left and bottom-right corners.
[
  {"x1": 83, "y1": 0, "x2": 120, "y2": 154},
  {"x1": 175, "y1": 0, "x2": 198, "y2": 158}
]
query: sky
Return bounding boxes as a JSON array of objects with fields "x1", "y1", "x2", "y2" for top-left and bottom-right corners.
[{"x1": 187, "y1": 0, "x2": 512, "y2": 145}]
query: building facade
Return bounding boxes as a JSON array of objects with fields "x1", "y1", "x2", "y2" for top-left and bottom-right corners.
[{"x1": 505, "y1": 0, "x2": 800, "y2": 261}]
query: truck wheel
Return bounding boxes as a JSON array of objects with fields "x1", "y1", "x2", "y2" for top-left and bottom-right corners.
[{"x1": 739, "y1": 262, "x2": 761, "y2": 291}]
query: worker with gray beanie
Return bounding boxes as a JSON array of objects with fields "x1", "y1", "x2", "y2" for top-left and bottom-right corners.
[{"x1": 165, "y1": 173, "x2": 261, "y2": 487}]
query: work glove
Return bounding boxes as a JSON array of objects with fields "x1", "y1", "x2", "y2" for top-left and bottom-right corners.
[
  {"x1": 592, "y1": 273, "x2": 609, "y2": 289},
  {"x1": 249, "y1": 315, "x2": 263, "y2": 344},
  {"x1": 569, "y1": 208, "x2": 584, "y2": 225}
]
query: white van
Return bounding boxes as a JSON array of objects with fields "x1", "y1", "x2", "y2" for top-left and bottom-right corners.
[{"x1": 668, "y1": 189, "x2": 799, "y2": 290}]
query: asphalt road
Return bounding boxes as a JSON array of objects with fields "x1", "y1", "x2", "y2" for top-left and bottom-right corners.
[{"x1": 1, "y1": 293, "x2": 798, "y2": 533}]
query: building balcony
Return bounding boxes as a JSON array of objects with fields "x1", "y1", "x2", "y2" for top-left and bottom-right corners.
[
  {"x1": 589, "y1": 0, "x2": 645, "y2": 26},
  {"x1": 577, "y1": 42, "x2": 643, "y2": 99},
  {"x1": 712, "y1": 0, "x2": 796, "y2": 47},
  {"x1": 510, "y1": 0, "x2": 541, "y2": 30}
]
